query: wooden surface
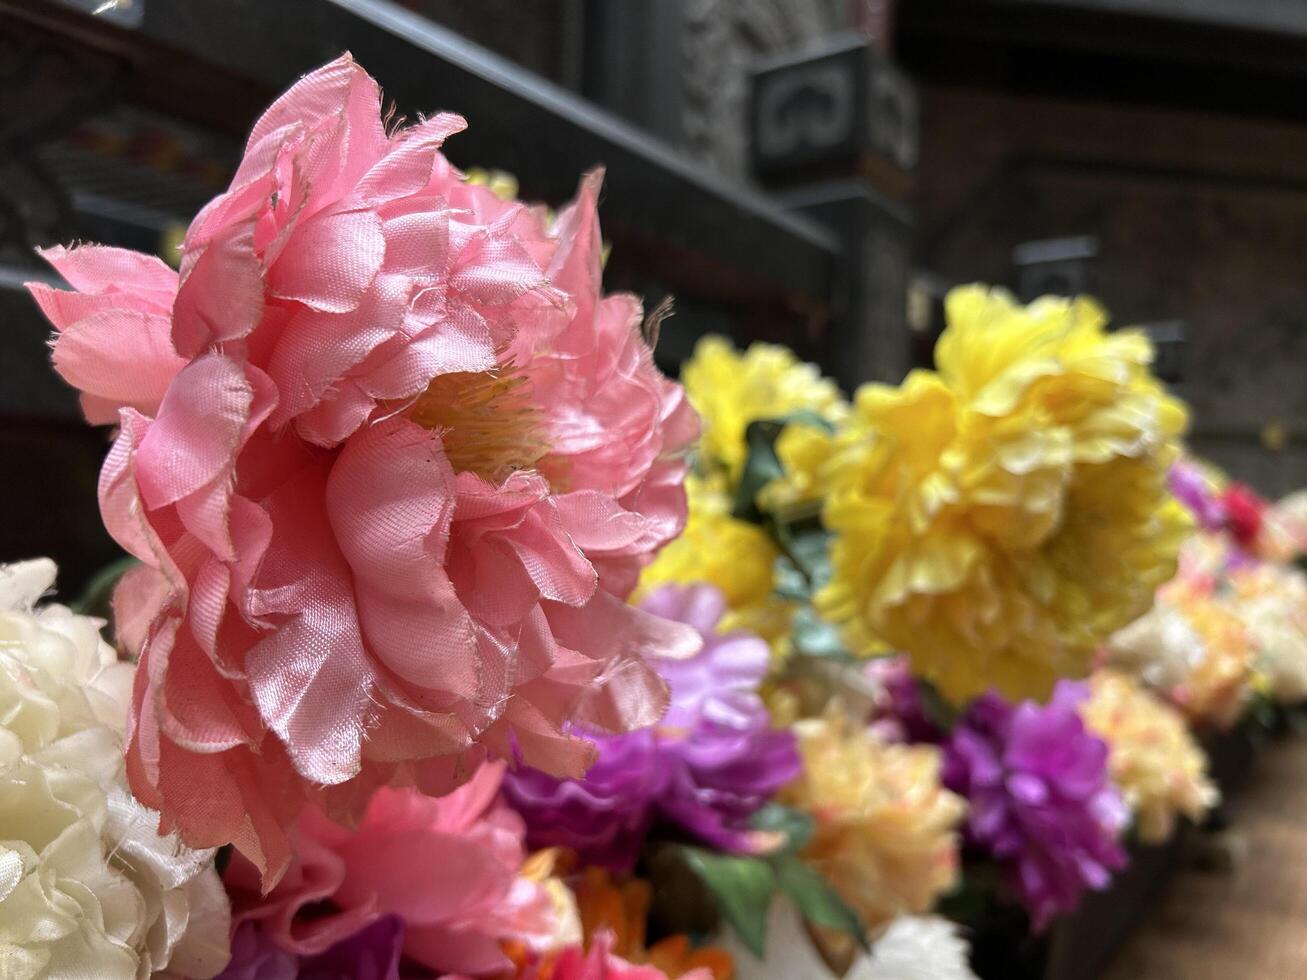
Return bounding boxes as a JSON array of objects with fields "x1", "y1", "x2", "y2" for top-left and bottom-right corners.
[{"x1": 1102, "y1": 737, "x2": 1307, "y2": 978}]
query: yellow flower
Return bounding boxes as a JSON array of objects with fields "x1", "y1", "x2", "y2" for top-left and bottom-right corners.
[
  {"x1": 818, "y1": 286, "x2": 1190, "y2": 702},
  {"x1": 463, "y1": 166, "x2": 521, "y2": 201},
  {"x1": 1079, "y1": 669, "x2": 1217, "y2": 843},
  {"x1": 780, "y1": 708, "x2": 965, "y2": 935},
  {"x1": 682, "y1": 335, "x2": 846, "y2": 492},
  {"x1": 638, "y1": 474, "x2": 796, "y2": 657}
]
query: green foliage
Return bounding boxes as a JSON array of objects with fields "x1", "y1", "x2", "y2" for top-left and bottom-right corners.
[
  {"x1": 773, "y1": 853, "x2": 866, "y2": 945},
  {"x1": 731, "y1": 412, "x2": 833, "y2": 523},
  {"x1": 678, "y1": 848, "x2": 776, "y2": 957}
]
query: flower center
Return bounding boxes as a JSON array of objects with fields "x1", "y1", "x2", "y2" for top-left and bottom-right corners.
[{"x1": 409, "y1": 368, "x2": 546, "y2": 482}]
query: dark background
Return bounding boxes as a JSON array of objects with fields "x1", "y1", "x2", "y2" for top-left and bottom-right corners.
[{"x1": 5, "y1": 0, "x2": 1307, "y2": 591}]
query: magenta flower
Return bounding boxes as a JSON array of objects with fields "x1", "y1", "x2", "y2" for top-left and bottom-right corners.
[
  {"x1": 502, "y1": 584, "x2": 800, "y2": 867},
  {"x1": 866, "y1": 655, "x2": 944, "y2": 745},
  {"x1": 943, "y1": 683, "x2": 1129, "y2": 931},
  {"x1": 1170, "y1": 460, "x2": 1226, "y2": 531},
  {"x1": 217, "y1": 917, "x2": 404, "y2": 980}
]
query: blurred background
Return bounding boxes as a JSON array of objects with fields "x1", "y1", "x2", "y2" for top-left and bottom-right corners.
[{"x1": 4, "y1": 0, "x2": 1307, "y2": 590}]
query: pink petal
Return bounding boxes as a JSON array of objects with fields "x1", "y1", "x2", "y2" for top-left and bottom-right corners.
[
  {"x1": 267, "y1": 207, "x2": 385, "y2": 313},
  {"x1": 36, "y1": 243, "x2": 178, "y2": 295},
  {"x1": 357, "y1": 113, "x2": 467, "y2": 203},
  {"x1": 246, "y1": 464, "x2": 379, "y2": 786},
  {"x1": 172, "y1": 184, "x2": 268, "y2": 358},
  {"x1": 134, "y1": 354, "x2": 252, "y2": 510},
  {"x1": 51, "y1": 309, "x2": 185, "y2": 417},
  {"x1": 325, "y1": 418, "x2": 479, "y2": 698}
]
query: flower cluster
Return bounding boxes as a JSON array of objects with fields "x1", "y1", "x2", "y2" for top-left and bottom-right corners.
[
  {"x1": 817, "y1": 287, "x2": 1190, "y2": 702},
  {"x1": 503, "y1": 584, "x2": 800, "y2": 868},
  {"x1": 943, "y1": 684, "x2": 1128, "y2": 930},
  {"x1": 1078, "y1": 669, "x2": 1217, "y2": 843},
  {"x1": 780, "y1": 707, "x2": 965, "y2": 934},
  {"x1": 27, "y1": 43, "x2": 1298, "y2": 979},
  {"x1": 0, "y1": 560, "x2": 229, "y2": 979},
  {"x1": 29, "y1": 55, "x2": 698, "y2": 883}
]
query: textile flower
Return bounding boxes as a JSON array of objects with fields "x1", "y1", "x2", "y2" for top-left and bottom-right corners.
[
  {"x1": 1267, "y1": 490, "x2": 1307, "y2": 561},
  {"x1": 1169, "y1": 458, "x2": 1226, "y2": 532},
  {"x1": 724, "y1": 898, "x2": 977, "y2": 980},
  {"x1": 1222, "y1": 483, "x2": 1266, "y2": 551},
  {"x1": 529, "y1": 867, "x2": 732, "y2": 980},
  {"x1": 29, "y1": 54, "x2": 699, "y2": 882},
  {"x1": 681, "y1": 335, "x2": 846, "y2": 493},
  {"x1": 0, "y1": 559, "x2": 230, "y2": 979},
  {"x1": 215, "y1": 917, "x2": 404, "y2": 980},
  {"x1": 779, "y1": 707, "x2": 965, "y2": 934},
  {"x1": 943, "y1": 684, "x2": 1128, "y2": 930},
  {"x1": 224, "y1": 761, "x2": 580, "y2": 978},
  {"x1": 818, "y1": 286, "x2": 1190, "y2": 702},
  {"x1": 504, "y1": 584, "x2": 799, "y2": 868},
  {"x1": 865, "y1": 655, "x2": 944, "y2": 745},
  {"x1": 637, "y1": 475, "x2": 794, "y2": 657},
  {"x1": 1159, "y1": 581, "x2": 1253, "y2": 728},
  {"x1": 543, "y1": 931, "x2": 714, "y2": 980},
  {"x1": 1227, "y1": 563, "x2": 1307, "y2": 704},
  {"x1": 1079, "y1": 669, "x2": 1217, "y2": 843}
]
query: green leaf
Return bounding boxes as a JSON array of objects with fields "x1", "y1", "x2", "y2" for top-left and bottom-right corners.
[
  {"x1": 730, "y1": 412, "x2": 835, "y2": 522},
  {"x1": 749, "y1": 803, "x2": 814, "y2": 853},
  {"x1": 777, "y1": 409, "x2": 836, "y2": 435},
  {"x1": 732, "y1": 420, "x2": 787, "y2": 522},
  {"x1": 678, "y1": 847, "x2": 776, "y2": 958},
  {"x1": 72, "y1": 556, "x2": 139, "y2": 619},
  {"x1": 791, "y1": 606, "x2": 848, "y2": 658},
  {"x1": 773, "y1": 853, "x2": 867, "y2": 947},
  {"x1": 916, "y1": 677, "x2": 961, "y2": 732},
  {"x1": 775, "y1": 525, "x2": 832, "y2": 586}
]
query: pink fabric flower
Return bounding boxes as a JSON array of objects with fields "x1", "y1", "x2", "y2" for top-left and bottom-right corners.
[
  {"x1": 28, "y1": 54, "x2": 697, "y2": 883},
  {"x1": 225, "y1": 761, "x2": 576, "y2": 977},
  {"x1": 542, "y1": 933, "x2": 712, "y2": 980}
]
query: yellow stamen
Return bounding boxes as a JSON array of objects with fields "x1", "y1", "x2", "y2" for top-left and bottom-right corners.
[{"x1": 408, "y1": 367, "x2": 545, "y2": 482}]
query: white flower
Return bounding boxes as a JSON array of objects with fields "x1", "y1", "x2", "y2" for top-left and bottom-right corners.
[
  {"x1": 1105, "y1": 600, "x2": 1205, "y2": 690},
  {"x1": 725, "y1": 897, "x2": 976, "y2": 980},
  {"x1": 0, "y1": 560, "x2": 230, "y2": 979},
  {"x1": 1229, "y1": 564, "x2": 1307, "y2": 704},
  {"x1": 853, "y1": 914, "x2": 977, "y2": 980}
]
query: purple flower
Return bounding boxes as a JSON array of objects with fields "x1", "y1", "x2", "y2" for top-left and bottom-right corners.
[
  {"x1": 866, "y1": 655, "x2": 944, "y2": 744},
  {"x1": 944, "y1": 683, "x2": 1128, "y2": 931},
  {"x1": 218, "y1": 917, "x2": 405, "y2": 980},
  {"x1": 1170, "y1": 460, "x2": 1226, "y2": 531},
  {"x1": 502, "y1": 729, "x2": 662, "y2": 870},
  {"x1": 502, "y1": 584, "x2": 800, "y2": 867}
]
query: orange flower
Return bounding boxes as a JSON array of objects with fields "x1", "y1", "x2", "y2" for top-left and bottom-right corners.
[{"x1": 512, "y1": 867, "x2": 733, "y2": 980}]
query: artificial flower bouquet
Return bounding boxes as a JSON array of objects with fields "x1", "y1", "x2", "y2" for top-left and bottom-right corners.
[{"x1": 9, "y1": 50, "x2": 1307, "y2": 980}]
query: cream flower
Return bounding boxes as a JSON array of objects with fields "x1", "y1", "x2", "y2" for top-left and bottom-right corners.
[
  {"x1": 779, "y1": 709, "x2": 964, "y2": 935},
  {"x1": 1228, "y1": 563, "x2": 1307, "y2": 704},
  {"x1": 0, "y1": 560, "x2": 229, "y2": 979},
  {"x1": 1079, "y1": 669, "x2": 1217, "y2": 843}
]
